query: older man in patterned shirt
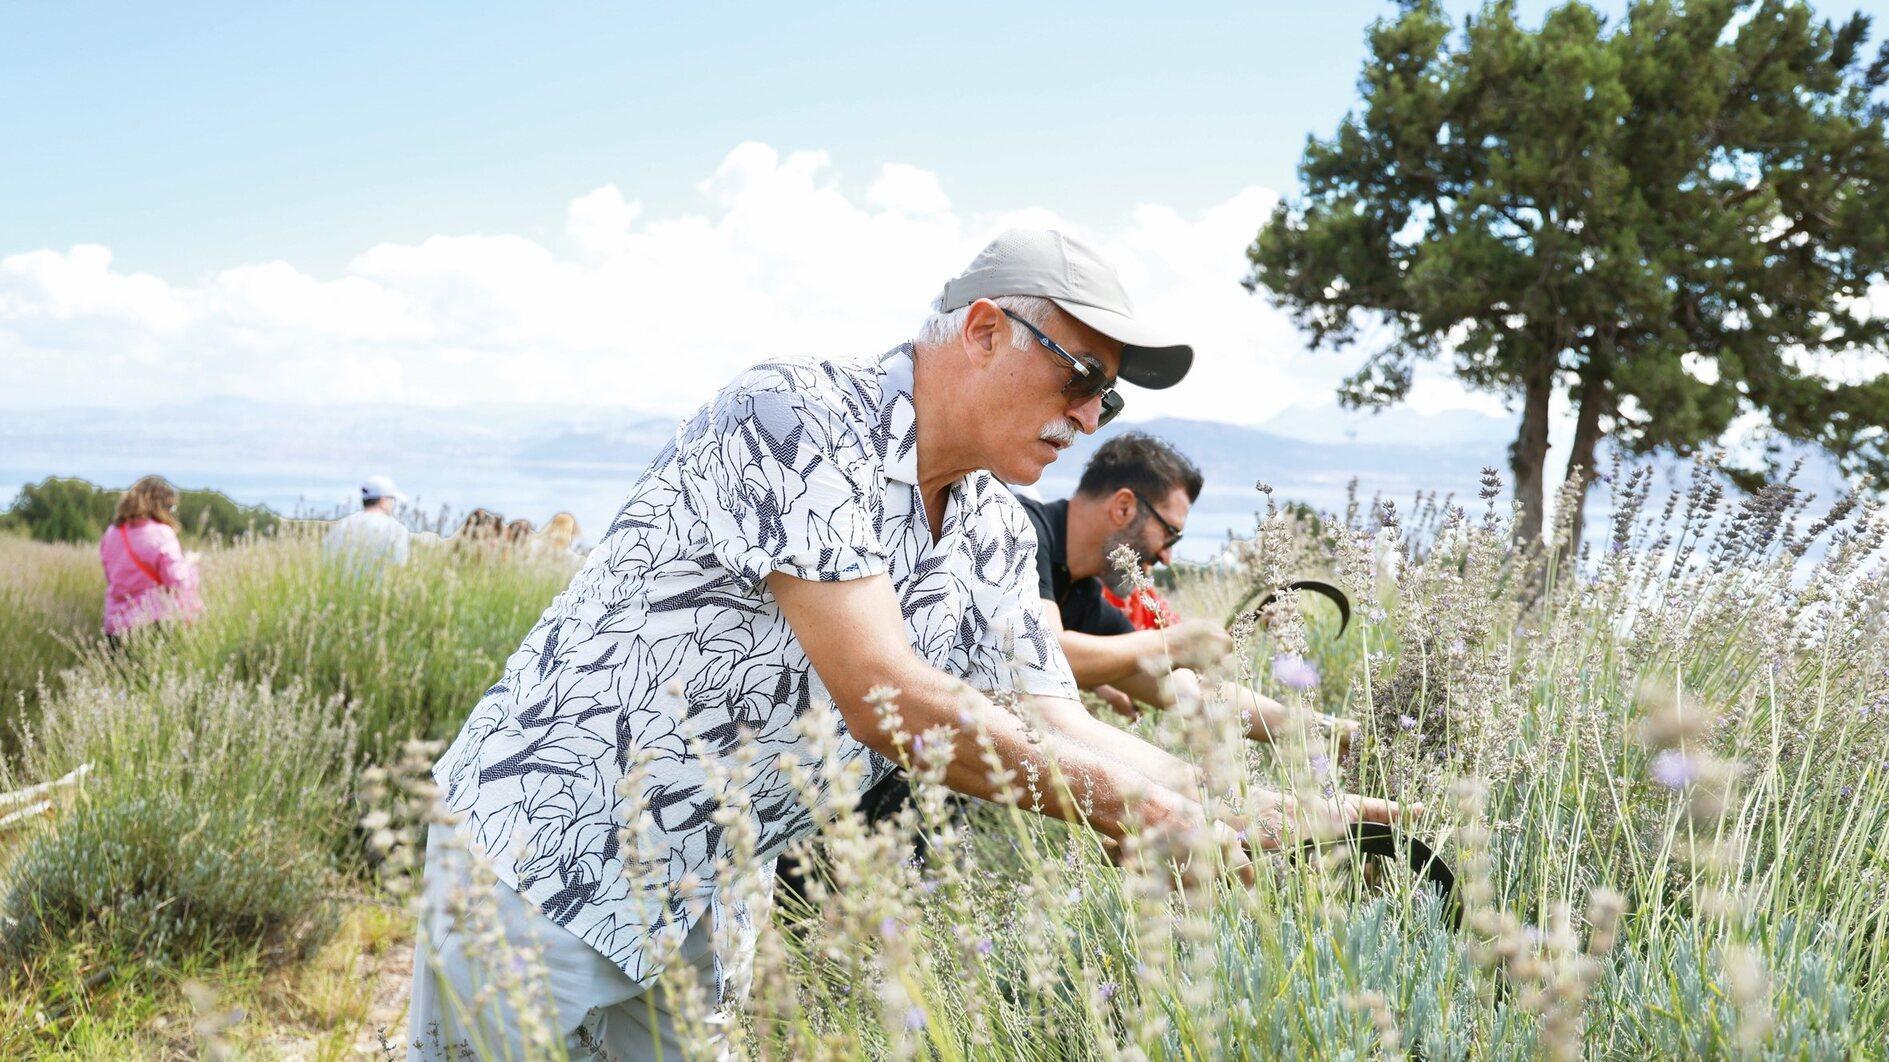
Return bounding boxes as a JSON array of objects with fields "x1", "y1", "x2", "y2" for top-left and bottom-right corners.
[{"x1": 408, "y1": 229, "x2": 1406, "y2": 1059}]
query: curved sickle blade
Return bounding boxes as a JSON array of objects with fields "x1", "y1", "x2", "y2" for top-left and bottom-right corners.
[
  {"x1": 1247, "y1": 579, "x2": 1352, "y2": 636},
  {"x1": 1294, "y1": 822, "x2": 1461, "y2": 930}
]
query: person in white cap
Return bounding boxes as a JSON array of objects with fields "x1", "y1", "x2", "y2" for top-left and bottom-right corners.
[
  {"x1": 407, "y1": 229, "x2": 1410, "y2": 1060},
  {"x1": 323, "y1": 474, "x2": 411, "y2": 568}
]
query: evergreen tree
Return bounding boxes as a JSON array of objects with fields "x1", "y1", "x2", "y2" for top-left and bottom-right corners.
[{"x1": 1249, "y1": 0, "x2": 1889, "y2": 548}]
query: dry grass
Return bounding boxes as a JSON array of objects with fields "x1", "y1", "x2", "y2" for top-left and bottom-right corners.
[{"x1": 3, "y1": 457, "x2": 1888, "y2": 1056}]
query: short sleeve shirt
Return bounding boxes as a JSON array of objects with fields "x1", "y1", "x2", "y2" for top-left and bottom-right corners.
[
  {"x1": 433, "y1": 346, "x2": 1076, "y2": 994},
  {"x1": 322, "y1": 509, "x2": 410, "y2": 567},
  {"x1": 1013, "y1": 495, "x2": 1136, "y2": 637}
]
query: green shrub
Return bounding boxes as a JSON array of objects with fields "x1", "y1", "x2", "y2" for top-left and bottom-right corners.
[
  {"x1": 0, "y1": 796, "x2": 336, "y2": 968},
  {"x1": 0, "y1": 670, "x2": 356, "y2": 969},
  {"x1": 0, "y1": 476, "x2": 278, "y2": 546},
  {"x1": 0, "y1": 477, "x2": 111, "y2": 544}
]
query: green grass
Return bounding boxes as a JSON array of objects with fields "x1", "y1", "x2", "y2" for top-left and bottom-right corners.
[
  {"x1": 0, "y1": 529, "x2": 573, "y2": 1056},
  {"x1": 0, "y1": 536, "x2": 104, "y2": 759},
  {"x1": 146, "y1": 532, "x2": 571, "y2": 762},
  {"x1": 1, "y1": 466, "x2": 1886, "y2": 1057}
]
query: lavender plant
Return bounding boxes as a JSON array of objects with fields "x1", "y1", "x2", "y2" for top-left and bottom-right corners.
[{"x1": 4, "y1": 452, "x2": 1887, "y2": 1056}]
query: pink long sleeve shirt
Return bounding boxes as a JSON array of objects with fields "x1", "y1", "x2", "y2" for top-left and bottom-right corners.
[{"x1": 98, "y1": 518, "x2": 204, "y2": 636}]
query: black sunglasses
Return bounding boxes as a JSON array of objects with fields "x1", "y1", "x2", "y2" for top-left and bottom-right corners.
[
  {"x1": 1002, "y1": 309, "x2": 1124, "y2": 427},
  {"x1": 1132, "y1": 490, "x2": 1184, "y2": 550}
]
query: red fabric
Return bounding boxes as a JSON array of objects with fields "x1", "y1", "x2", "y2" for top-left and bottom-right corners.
[
  {"x1": 1102, "y1": 585, "x2": 1181, "y2": 631},
  {"x1": 117, "y1": 523, "x2": 165, "y2": 585}
]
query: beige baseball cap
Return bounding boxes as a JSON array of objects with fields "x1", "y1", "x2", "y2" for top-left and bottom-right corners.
[{"x1": 935, "y1": 228, "x2": 1194, "y2": 389}]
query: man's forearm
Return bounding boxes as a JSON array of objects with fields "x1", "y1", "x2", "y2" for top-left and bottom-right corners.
[
  {"x1": 1058, "y1": 628, "x2": 1170, "y2": 688},
  {"x1": 1108, "y1": 671, "x2": 1323, "y2": 746},
  {"x1": 866, "y1": 662, "x2": 1197, "y2": 844},
  {"x1": 1111, "y1": 668, "x2": 1181, "y2": 711},
  {"x1": 766, "y1": 573, "x2": 1208, "y2": 846},
  {"x1": 1026, "y1": 692, "x2": 1201, "y2": 796}
]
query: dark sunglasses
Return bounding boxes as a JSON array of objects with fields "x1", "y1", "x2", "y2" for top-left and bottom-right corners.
[
  {"x1": 1132, "y1": 490, "x2": 1184, "y2": 550},
  {"x1": 1002, "y1": 309, "x2": 1123, "y2": 427}
]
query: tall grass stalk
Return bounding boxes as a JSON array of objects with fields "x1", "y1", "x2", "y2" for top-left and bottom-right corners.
[
  {"x1": 3, "y1": 453, "x2": 1887, "y2": 1055},
  {"x1": 0, "y1": 536, "x2": 103, "y2": 758}
]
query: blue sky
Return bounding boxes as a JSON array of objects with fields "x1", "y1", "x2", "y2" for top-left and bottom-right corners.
[
  {"x1": 3, "y1": 0, "x2": 1685, "y2": 280},
  {"x1": 5, "y1": 0, "x2": 1888, "y2": 427}
]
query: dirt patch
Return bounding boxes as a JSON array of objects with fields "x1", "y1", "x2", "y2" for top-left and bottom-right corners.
[{"x1": 239, "y1": 899, "x2": 415, "y2": 1059}]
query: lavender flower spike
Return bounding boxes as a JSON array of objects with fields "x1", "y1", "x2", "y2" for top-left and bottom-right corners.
[{"x1": 1272, "y1": 653, "x2": 1320, "y2": 690}]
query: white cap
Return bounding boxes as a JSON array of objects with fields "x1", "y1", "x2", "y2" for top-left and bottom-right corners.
[
  {"x1": 935, "y1": 228, "x2": 1193, "y2": 388},
  {"x1": 361, "y1": 475, "x2": 406, "y2": 503}
]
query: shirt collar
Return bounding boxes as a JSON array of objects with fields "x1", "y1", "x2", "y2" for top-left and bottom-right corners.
[{"x1": 877, "y1": 344, "x2": 920, "y2": 485}]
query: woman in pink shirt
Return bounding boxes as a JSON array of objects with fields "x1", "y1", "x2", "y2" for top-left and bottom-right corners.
[{"x1": 98, "y1": 475, "x2": 204, "y2": 642}]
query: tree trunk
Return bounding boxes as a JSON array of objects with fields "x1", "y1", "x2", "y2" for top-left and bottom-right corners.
[
  {"x1": 1562, "y1": 372, "x2": 1608, "y2": 556},
  {"x1": 1509, "y1": 367, "x2": 1554, "y2": 544}
]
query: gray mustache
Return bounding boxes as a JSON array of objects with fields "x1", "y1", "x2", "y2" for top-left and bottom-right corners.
[{"x1": 1039, "y1": 420, "x2": 1077, "y2": 446}]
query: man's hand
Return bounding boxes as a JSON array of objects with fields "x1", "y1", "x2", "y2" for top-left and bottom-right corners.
[
  {"x1": 1237, "y1": 789, "x2": 1416, "y2": 851},
  {"x1": 1321, "y1": 713, "x2": 1361, "y2": 758},
  {"x1": 1233, "y1": 685, "x2": 1358, "y2": 757},
  {"x1": 1110, "y1": 785, "x2": 1255, "y2": 889},
  {"x1": 1161, "y1": 619, "x2": 1234, "y2": 673},
  {"x1": 1093, "y1": 684, "x2": 1140, "y2": 720}
]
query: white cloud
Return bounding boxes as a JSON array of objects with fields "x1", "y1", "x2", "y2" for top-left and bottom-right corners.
[
  {"x1": 0, "y1": 245, "x2": 190, "y2": 331},
  {"x1": 0, "y1": 142, "x2": 1499, "y2": 422},
  {"x1": 208, "y1": 260, "x2": 432, "y2": 342},
  {"x1": 567, "y1": 185, "x2": 644, "y2": 258},
  {"x1": 867, "y1": 163, "x2": 951, "y2": 216}
]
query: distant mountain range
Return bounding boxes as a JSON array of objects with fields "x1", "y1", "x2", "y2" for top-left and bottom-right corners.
[{"x1": 0, "y1": 395, "x2": 1857, "y2": 558}]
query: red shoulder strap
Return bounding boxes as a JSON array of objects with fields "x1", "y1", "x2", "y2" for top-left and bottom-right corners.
[{"x1": 117, "y1": 522, "x2": 167, "y2": 586}]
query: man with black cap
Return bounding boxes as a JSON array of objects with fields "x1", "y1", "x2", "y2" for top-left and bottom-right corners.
[{"x1": 409, "y1": 228, "x2": 1407, "y2": 1060}]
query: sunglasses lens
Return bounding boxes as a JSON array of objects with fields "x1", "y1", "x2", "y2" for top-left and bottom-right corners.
[
  {"x1": 1098, "y1": 390, "x2": 1123, "y2": 427},
  {"x1": 1062, "y1": 369, "x2": 1105, "y2": 398}
]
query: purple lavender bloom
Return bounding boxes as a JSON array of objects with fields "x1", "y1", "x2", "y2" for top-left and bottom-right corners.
[
  {"x1": 1098, "y1": 981, "x2": 1119, "y2": 1002},
  {"x1": 1397, "y1": 714, "x2": 1418, "y2": 731},
  {"x1": 1651, "y1": 749, "x2": 1698, "y2": 789},
  {"x1": 975, "y1": 937, "x2": 994, "y2": 956},
  {"x1": 905, "y1": 1006, "x2": 928, "y2": 1031},
  {"x1": 1310, "y1": 754, "x2": 1332, "y2": 777},
  {"x1": 1272, "y1": 653, "x2": 1320, "y2": 690}
]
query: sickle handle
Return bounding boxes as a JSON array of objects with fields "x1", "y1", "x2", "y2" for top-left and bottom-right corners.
[
  {"x1": 1242, "y1": 578, "x2": 1353, "y2": 636},
  {"x1": 1293, "y1": 822, "x2": 1461, "y2": 930}
]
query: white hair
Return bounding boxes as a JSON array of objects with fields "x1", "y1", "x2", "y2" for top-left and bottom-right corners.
[{"x1": 916, "y1": 293, "x2": 1058, "y2": 350}]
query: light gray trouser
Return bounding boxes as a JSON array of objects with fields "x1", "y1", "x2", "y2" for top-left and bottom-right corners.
[{"x1": 406, "y1": 822, "x2": 725, "y2": 1061}]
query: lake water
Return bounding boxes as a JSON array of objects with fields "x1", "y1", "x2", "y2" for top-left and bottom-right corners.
[
  {"x1": 7, "y1": 401, "x2": 1838, "y2": 564},
  {"x1": 0, "y1": 452, "x2": 1364, "y2": 563}
]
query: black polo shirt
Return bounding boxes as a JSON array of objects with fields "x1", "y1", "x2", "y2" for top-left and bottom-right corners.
[{"x1": 1013, "y1": 494, "x2": 1137, "y2": 637}]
